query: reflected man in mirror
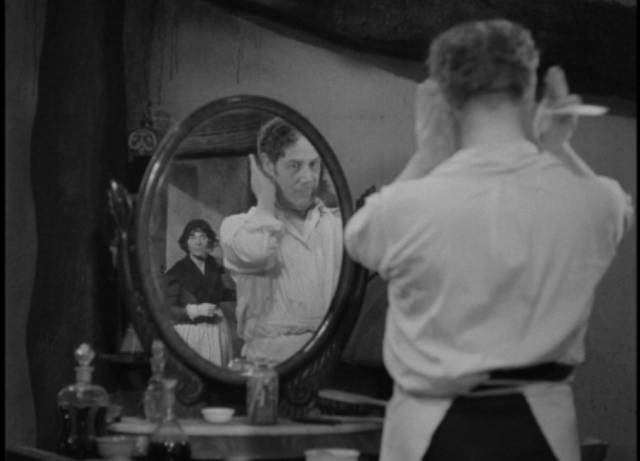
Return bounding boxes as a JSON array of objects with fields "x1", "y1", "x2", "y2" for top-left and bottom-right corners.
[
  {"x1": 220, "y1": 118, "x2": 343, "y2": 363},
  {"x1": 164, "y1": 219, "x2": 237, "y2": 366}
]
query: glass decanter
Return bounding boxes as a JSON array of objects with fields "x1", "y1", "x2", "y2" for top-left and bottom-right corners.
[
  {"x1": 147, "y1": 378, "x2": 191, "y2": 461},
  {"x1": 143, "y1": 339, "x2": 166, "y2": 423},
  {"x1": 57, "y1": 342, "x2": 109, "y2": 459}
]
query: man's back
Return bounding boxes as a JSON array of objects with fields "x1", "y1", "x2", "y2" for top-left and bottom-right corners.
[{"x1": 348, "y1": 140, "x2": 631, "y2": 395}]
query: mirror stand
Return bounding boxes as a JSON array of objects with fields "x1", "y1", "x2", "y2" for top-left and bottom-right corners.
[{"x1": 109, "y1": 178, "x2": 368, "y2": 417}]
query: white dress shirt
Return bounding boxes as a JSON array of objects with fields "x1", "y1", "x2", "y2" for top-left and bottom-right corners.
[
  {"x1": 220, "y1": 200, "x2": 343, "y2": 362},
  {"x1": 345, "y1": 141, "x2": 633, "y2": 461}
]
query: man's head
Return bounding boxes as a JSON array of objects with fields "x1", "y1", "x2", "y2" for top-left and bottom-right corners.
[
  {"x1": 178, "y1": 219, "x2": 217, "y2": 259},
  {"x1": 428, "y1": 19, "x2": 539, "y2": 111},
  {"x1": 256, "y1": 118, "x2": 321, "y2": 214}
]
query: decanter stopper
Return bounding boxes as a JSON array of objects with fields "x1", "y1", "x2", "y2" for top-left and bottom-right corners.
[
  {"x1": 151, "y1": 340, "x2": 166, "y2": 371},
  {"x1": 75, "y1": 343, "x2": 95, "y2": 366},
  {"x1": 74, "y1": 342, "x2": 96, "y2": 384}
]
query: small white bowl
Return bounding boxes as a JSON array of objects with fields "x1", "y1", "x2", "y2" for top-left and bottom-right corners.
[
  {"x1": 201, "y1": 407, "x2": 235, "y2": 424},
  {"x1": 304, "y1": 448, "x2": 360, "y2": 461},
  {"x1": 95, "y1": 435, "x2": 136, "y2": 460}
]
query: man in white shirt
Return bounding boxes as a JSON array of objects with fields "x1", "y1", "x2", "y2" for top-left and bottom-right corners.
[
  {"x1": 220, "y1": 118, "x2": 342, "y2": 363},
  {"x1": 345, "y1": 19, "x2": 633, "y2": 461}
]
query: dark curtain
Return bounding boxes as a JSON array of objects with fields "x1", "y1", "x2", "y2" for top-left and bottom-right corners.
[
  {"x1": 27, "y1": 0, "x2": 128, "y2": 450},
  {"x1": 210, "y1": 0, "x2": 636, "y2": 100}
]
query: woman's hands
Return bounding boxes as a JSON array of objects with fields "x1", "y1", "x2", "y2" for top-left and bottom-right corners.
[
  {"x1": 186, "y1": 302, "x2": 223, "y2": 320},
  {"x1": 249, "y1": 154, "x2": 277, "y2": 215}
]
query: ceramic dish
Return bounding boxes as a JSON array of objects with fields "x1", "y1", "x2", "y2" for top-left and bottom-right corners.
[
  {"x1": 95, "y1": 435, "x2": 136, "y2": 460},
  {"x1": 304, "y1": 448, "x2": 360, "y2": 461},
  {"x1": 201, "y1": 407, "x2": 235, "y2": 424}
]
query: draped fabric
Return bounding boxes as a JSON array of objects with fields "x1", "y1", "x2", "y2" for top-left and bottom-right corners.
[{"x1": 208, "y1": 0, "x2": 636, "y2": 100}]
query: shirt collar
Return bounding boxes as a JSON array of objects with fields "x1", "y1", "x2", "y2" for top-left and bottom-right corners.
[
  {"x1": 433, "y1": 140, "x2": 542, "y2": 176},
  {"x1": 275, "y1": 199, "x2": 326, "y2": 243}
]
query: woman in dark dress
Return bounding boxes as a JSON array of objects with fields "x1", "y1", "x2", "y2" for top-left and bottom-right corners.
[{"x1": 164, "y1": 219, "x2": 236, "y2": 366}]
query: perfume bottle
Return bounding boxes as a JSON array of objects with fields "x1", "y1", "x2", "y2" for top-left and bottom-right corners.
[
  {"x1": 143, "y1": 339, "x2": 166, "y2": 423},
  {"x1": 246, "y1": 359, "x2": 279, "y2": 425},
  {"x1": 147, "y1": 378, "x2": 191, "y2": 461},
  {"x1": 57, "y1": 343, "x2": 109, "y2": 459}
]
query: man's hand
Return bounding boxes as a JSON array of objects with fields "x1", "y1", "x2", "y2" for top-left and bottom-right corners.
[
  {"x1": 249, "y1": 154, "x2": 277, "y2": 214},
  {"x1": 533, "y1": 66, "x2": 596, "y2": 178},
  {"x1": 533, "y1": 66, "x2": 581, "y2": 152},
  {"x1": 394, "y1": 79, "x2": 457, "y2": 183}
]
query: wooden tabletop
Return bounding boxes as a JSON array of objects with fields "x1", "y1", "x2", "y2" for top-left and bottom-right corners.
[{"x1": 109, "y1": 416, "x2": 383, "y2": 460}]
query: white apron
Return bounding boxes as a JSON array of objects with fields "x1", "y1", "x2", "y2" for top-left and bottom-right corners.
[{"x1": 174, "y1": 319, "x2": 233, "y2": 367}]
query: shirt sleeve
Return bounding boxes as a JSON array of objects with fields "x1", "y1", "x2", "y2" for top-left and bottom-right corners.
[
  {"x1": 219, "y1": 208, "x2": 285, "y2": 273},
  {"x1": 598, "y1": 176, "x2": 635, "y2": 244},
  {"x1": 344, "y1": 191, "x2": 389, "y2": 276}
]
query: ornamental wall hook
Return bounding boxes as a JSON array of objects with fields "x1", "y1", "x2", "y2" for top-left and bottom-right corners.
[{"x1": 127, "y1": 101, "x2": 158, "y2": 159}]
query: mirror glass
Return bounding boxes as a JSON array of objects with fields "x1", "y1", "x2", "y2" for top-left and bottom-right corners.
[{"x1": 144, "y1": 105, "x2": 344, "y2": 371}]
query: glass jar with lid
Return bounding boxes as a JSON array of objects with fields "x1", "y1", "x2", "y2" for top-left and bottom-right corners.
[{"x1": 246, "y1": 359, "x2": 279, "y2": 425}]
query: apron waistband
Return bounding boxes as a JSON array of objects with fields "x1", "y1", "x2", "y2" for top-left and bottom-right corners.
[{"x1": 471, "y1": 362, "x2": 574, "y2": 393}]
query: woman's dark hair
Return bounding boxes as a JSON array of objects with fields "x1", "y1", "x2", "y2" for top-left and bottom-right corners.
[
  {"x1": 257, "y1": 117, "x2": 301, "y2": 164},
  {"x1": 428, "y1": 19, "x2": 539, "y2": 109},
  {"x1": 178, "y1": 219, "x2": 217, "y2": 253}
]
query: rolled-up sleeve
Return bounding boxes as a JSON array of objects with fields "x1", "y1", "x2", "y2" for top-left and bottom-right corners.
[
  {"x1": 598, "y1": 176, "x2": 635, "y2": 244},
  {"x1": 220, "y1": 209, "x2": 285, "y2": 273},
  {"x1": 344, "y1": 192, "x2": 389, "y2": 276}
]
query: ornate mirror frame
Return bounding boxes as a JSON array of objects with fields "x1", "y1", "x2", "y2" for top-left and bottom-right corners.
[{"x1": 115, "y1": 95, "x2": 367, "y2": 407}]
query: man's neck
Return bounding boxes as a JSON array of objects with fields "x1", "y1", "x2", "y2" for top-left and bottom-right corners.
[
  {"x1": 277, "y1": 201, "x2": 319, "y2": 237},
  {"x1": 458, "y1": 97, "x2": 533, "y2": 150}
]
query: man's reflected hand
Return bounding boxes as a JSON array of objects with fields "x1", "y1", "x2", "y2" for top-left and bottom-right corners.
[{"x1": 249, "y1": 154, "x2": 276, "y2": 214}]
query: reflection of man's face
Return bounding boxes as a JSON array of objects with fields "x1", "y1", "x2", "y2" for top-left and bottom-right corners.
[
  {"x1": 269, "y1": 137, "x2": 321, "y2": 213},
  {"x1": 187, "y1": 230, "x2": 210, "y2": 259}
]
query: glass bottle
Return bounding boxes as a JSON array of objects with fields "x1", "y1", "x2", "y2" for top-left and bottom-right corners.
[
  {"x1": 147, "y1": 378, "x2": 191, "y2": 461},
  {"x1": 246, "y1": 359, "x2": 279, "y2": 425},
  {"x1": 57, "y1": 343, "x2": 109, "y2": 459},
  {"x1": 143, "y1": 339, "x2": 166, "y2": 423}
]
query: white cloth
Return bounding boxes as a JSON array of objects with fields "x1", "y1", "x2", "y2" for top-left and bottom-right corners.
[
  {"x1": 220, "y1": 200, "x2": 343, "y2": 362},
  {"x1": 345, "y1": 141, "x2": 633, "y2": 461},
  {"x1": 174, "y1": 321, "x2": 232, "y2": 366}
]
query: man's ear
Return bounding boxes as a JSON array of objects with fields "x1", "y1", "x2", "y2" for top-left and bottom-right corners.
[{"x1": 258, "y1": 152, "x2": 276, "y2": 177}]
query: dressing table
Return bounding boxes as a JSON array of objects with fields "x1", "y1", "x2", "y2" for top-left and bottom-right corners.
[{"x1": 108, "y1": 416, "x2": 382, "y2": 460}]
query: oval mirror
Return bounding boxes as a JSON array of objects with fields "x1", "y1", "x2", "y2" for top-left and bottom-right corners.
[{"x1": 135, "y1": 95, "x2": 361, "y2": 385}]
